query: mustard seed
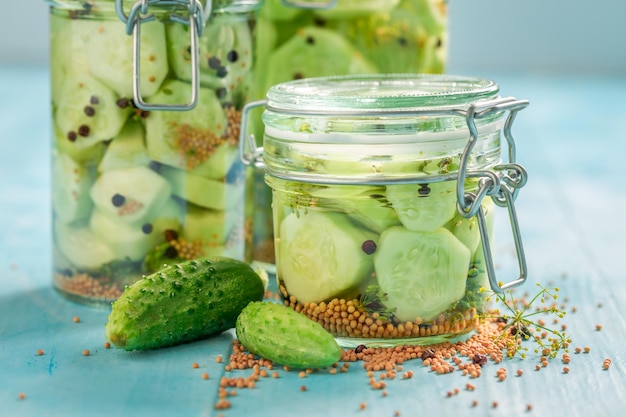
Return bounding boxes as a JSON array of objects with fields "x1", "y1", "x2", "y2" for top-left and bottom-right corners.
[
  {"x1": 563, "y1": 366, "x2": 570, "y2": 374},
  {"x1": 103, "y1": 342, "x2": 111, "y2": 349},
  {"x1": 300, "y1": 385, "x2": 307, "y2": 392},
  {"x1": 82, "y1": 349, "x2": 90, "y2": 356},
  {"x1": 603, "y1": 359, "x2": 612, "y2": 370},
  {"x1": 19, "y1": 393, "x2": 26, "y2": 400},
  {"x1": 192, "y1": 363, "x2": 199, "y2": 369},
  {"x1": 73, "y1": 316, "x2": 80, "y2": 323},
  {"x1": 37, "y1": 349, "x2": 44, "y2": 356},
  {"x1": 202, "y1": 373, "x2": 209, "y2": 380}
]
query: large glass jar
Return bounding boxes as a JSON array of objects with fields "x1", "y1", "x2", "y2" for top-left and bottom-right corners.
[
  {"x1": 48, "y1": 0, "x2": 261, "y2": 306},
  {"x1": 243, "y1": 74, "x2": 529, "y2": 346},
  {"x1": 250, "y1": 0, "x2": 448, "y2": 266}
]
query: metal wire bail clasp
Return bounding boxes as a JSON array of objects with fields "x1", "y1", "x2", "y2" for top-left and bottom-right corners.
[
  {"x1": 115, "y1": 0, "x2": 211, "y2": 111},
  {"x1": 456, "y1": 97, "x2": 530, "y2": 293}
]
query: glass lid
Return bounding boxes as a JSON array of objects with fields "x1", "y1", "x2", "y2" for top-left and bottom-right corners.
[{"x1": 266, "y1": 74, "x2": 500, "y2": 114}]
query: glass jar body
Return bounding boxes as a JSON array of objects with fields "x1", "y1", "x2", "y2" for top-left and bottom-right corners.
[
  {"x1": 262, "y1": 74, "x2": 506, "y2": 346},
  {"x1": 48, "y1": 1, "x2": 259, "y2": 305},
  {"x1": 250, "y1": 0, "x2": 448, "y2": 266}
]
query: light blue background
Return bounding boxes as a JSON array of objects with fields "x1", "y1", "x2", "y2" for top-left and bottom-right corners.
[{"x1": 1, "y1": 0, "x2": 625, "y2": 74}]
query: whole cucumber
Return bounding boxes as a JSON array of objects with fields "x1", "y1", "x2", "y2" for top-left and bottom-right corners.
[
  {"x1": 105, "y1": 257, "x2": 265, "y2": 350},
  {"x1": 235, "y1": 301, "x2": 343, "y2": 369}
]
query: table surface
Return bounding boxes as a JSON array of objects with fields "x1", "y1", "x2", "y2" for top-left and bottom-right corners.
[{"x1": 1, "y1": 65, "x2": 625, "y2": 417}]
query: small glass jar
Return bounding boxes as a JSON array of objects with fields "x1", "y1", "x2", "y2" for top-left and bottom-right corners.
[
  {"x1": 48, "y1": 0, "x2": 261, "y2": 306},
  {"x1": 249, "y1": 0, "x2": 448, "y2": 267},
  {"x1": 242, "y1": 74, "x2": 529, "y2": 346}
]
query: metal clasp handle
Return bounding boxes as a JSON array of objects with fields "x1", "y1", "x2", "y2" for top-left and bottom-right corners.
[
  {"x1": 281, "y1": 0, "x2": 338, "y2": 10},
  {"x1": 456, "y1": 97, "x2": 530, "y2": 293},
  {"x1": 239, "y1": 100, "x2": 267, "y2": 168},
  {"x1": 116, "y1": 0, "x2": 211, "y2": 111}
]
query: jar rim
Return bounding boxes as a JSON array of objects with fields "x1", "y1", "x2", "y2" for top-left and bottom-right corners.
[{"x1": 266, "y1": 74, "x2": 500, "y2": 115}]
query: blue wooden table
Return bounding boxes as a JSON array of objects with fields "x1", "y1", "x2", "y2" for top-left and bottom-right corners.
[{"x1": 1, "y1": 65, "x2": 625, "y2": 417}]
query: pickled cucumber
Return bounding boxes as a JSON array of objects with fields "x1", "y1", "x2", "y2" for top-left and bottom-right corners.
[
  {"x1": 386, "y1": 181, "x2": 457, "y2": 232},
  {"x1": 374, "y1": 226, "x2": 470, "y2": 322},
  {"x1": 98, "y1": 120, "x2": 150, "y2": 173},
  {"x1": 89, "y1": 165, "x2": 172, "y2": 225},
  {"x1": 52, "y1": 151, "x2": 95, "y2": 225},
  {"x1": 86, "y1": 19, "x2": 168, "y2": 98},
  {"x1": 278, "y1": 211, "x2": 377, "y2": 304},
  {"x1": 54, "y1": 72, "x2": 130, "y2": 143}
]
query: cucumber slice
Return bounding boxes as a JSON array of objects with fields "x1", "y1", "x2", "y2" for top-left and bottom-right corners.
[
  {"x1": 447, "y1": 212, "x2": 480, "y2": 255},
  {"x1": 386, "y1": 181, "x2": 457, "y2": 232},
  {"x1": 90, "y1": 199, "x2": 181, "y2": 262},
  {"x1": 89, "y1": 165, "x2": 172, "y2": 225},
  {"x1": 160, "y1": 165, "x2": 243, "y2": 210},
  {"x1": 54, "y1": 220, "x2": 116, "y2": 270},
  {"x1": 260, "y1": 0, "x2": 304, "y2": 21},
  {"x1": 314, "y1": 0, "x2": 400, "y2": 19},
  {"x1": 166, "y1": 14, "x2": 253, "y2": 94},
  {"x1": 330, "y1": 8, "x2": 436, "y2": 74},
  {"x1": 49, "y1": 13, "x2": 92, "y2": 105},
  {"x1": 374, "y1": 226, "x2": 470, "y2": 322},
  {"x1": 144, "y1": 79, "x2": 231, "y2": 178},
  {"x1": 52, "y1": 151, "x2": 95, "y2": 225},
  {"x1": 54, "y1": 125, "x2": 106, "y2": 166},
  {"x1": 181, "y1": 204, "x2": 238, "y2": 246},
  {"x1": 98, "y1": 120, "x2": 150, "y2": 173},
  {"x1": 54, "y1": 72, "x2": 130, "y2": 142},
  {"x1": 263, "y1": 26, "x2": 377, "y2": 93},
  {"x1": 86, "y1": 19, "x2": 168, "y2": 98},
  {"x1": 278, "y1": 211, "x2": 377, "y2": 304}
]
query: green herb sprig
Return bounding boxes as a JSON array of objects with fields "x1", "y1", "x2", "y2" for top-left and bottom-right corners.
[{"x1": 481, "y1": 283, "x2": 571, "y2": 359}]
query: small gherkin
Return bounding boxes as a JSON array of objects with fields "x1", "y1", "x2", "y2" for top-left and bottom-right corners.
[{"x1": 105, "y1": 257, "x2": 265, "y2": 350}]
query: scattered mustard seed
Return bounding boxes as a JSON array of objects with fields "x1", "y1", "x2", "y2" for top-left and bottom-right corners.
[
  {"x1": 192, "y1": 363, "x2": 199, "y2": 369},
  {"x1": 82, "y1": 349, "x2": 90, "y2": 356},
  {"x1": 73, "y1": 316, "x2": 80, "y2": 323},
  {"x1": 37, "y1": 349, "x2": 44, "y2": 356}
]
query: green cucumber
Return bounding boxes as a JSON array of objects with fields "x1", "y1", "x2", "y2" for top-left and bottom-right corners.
[
  {"x1": 105, "y1": 257, "x2": 265, "y2": 350},
  {"x1": 374, "y1": 226, "x2": 470, "y2": 322},
  {"x1": 182, "y1": 204, "x2": 237, "y2": 246},
  {"x1": 277, "y1": 211, "x2": 376, "y2": 304},
  {"x1": 235, "y1": 301, "x2": 342, "y2": 369},
  {"x1": 385, "y1": 181, "x2": 457, "y2": 232},
  {"x1": 86, "y1": 19, "x2": 168, "y2": 98}
]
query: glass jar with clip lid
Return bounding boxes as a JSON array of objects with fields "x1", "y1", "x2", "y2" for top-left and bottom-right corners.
[
  {"x1": 241, "y1": 73, "x2": 530, "y2": 346},
  {"x1": 47, "y1": 0, "x2": 262, "y2": 305}
]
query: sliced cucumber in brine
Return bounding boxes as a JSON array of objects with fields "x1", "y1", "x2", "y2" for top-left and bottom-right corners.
[
  {"x1": 386, "y1": 181, "x2": 457, "y2": 232},
  {"x1": 89, "y1": 165, "x2": 172, "y2": 225},
  {"x1": 278, "y1": 211, "x2": 377, "y2": 304},
  {"x1": 98, "y1": 120, "x2": 150, "y2": 173},
  {"x1": 54, "y1": 72, "x2": 130, "y2": 142},
  {"x1": 374, "y1": 226, "x2": 470, "y2": 322},
  {"x1": 166, "y1": 14, "x2": 253, "y2": 95},
  {"x1": 86, "y1": 19, "x2": 168, "y2": 99},
  {"x1": 52, "y1": 151, "x2": 95, "y2": 225},
  {"x1": 54, "y1": 220, "x2": 116, "y2": 271}
]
